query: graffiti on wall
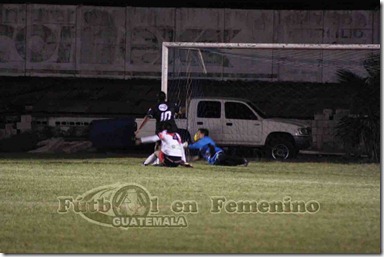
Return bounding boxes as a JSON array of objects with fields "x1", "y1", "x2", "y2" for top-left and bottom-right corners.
[
  {"x1": 76, "y1": 7, "x2": 126, "y2": 77},
  {"x1": 0, "y1": 4, "x2": 379, "y2": 82},
  {"x1": 0, "y1": 5, "x2": 26, "y2": 74},
  {"x1": 25, "y1": 5, "x2": 76, "y2": 76}
]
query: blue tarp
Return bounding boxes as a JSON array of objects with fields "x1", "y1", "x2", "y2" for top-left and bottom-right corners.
[{"x1": 90, "y1": 117, "x2": 136, "y2": 149}]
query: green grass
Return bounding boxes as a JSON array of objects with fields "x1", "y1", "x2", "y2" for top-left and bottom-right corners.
[{"x1": 0, "y1": 154, "x2": 380, "y2": 253}]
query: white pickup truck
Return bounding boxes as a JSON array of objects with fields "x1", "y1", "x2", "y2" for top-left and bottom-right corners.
[{"x1": 136, "y1": 97, "x2": 312, "y2": 160}]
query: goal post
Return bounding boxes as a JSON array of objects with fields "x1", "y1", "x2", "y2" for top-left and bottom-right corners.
[
  {"x1": 161, "y1": 42, "x2": 380, "y2": 94},
  {"x1": 161, "y1": 42, "x2": 379, "y2": 156}
]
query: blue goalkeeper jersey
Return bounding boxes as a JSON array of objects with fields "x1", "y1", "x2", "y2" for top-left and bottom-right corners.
[{"x1": 188, "y1": 136, "x2": 223, "y2": 164}]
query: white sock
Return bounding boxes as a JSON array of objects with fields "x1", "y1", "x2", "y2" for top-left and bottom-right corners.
[
  {"x1": 144, "y1": 153, "x2": 157, "y2": 165},
  {"x1": 181, "y1": 147, "x2": 187, "y2": 162}
]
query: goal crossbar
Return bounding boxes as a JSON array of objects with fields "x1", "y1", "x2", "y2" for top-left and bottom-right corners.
[{"x1": 161, "y1": 42, "x2": 381, "y2": 93}]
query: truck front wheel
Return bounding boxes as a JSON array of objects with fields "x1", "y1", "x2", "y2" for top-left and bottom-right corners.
[{"x1": 266, "y1": 138, "x2": 296, "y2": 160}]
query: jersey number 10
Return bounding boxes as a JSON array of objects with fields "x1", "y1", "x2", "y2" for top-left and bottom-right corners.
[{"x1": 160, "y1": 111, "x2": 172, "y2": 121}]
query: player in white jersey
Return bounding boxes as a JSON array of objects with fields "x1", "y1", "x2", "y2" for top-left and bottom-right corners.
[{"x1": 136, "y1": 123, "x2": 191, "y2": 168}]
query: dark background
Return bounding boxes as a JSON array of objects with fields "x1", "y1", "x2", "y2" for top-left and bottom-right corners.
[
  {"x1": 2, "y1": 0, "x2": 380, "y2": 10},
  {"x1": 0, "y1": 0, "x2": 379, "y2": 117},
  {"x1": 0, "y1": 0, "x2": 379, "y2": 119}
]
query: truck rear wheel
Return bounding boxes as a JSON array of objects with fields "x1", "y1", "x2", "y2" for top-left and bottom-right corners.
[{"x1": 266, "y1": 138, "x2": 296, "y2": 160}]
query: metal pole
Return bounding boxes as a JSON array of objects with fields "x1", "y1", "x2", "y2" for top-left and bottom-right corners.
[{"x1": 161, "y1": 44, "x2": 169, "y2": 96}]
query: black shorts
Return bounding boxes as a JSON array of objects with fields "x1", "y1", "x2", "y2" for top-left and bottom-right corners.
[
  {"x1": 213, "y1": 152, "x2": 246, "y2": 166},
  {"x1": 163, "y1": 155, "x2": 182, "y2": 167},
  {"x1": 156, "y1": 120, "x2": 178, "y2": 134}
]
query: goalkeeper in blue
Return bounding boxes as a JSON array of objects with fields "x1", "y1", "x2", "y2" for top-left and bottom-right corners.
[{"x1": 185, "y1": 128, "x2": 248, "y2": 166}]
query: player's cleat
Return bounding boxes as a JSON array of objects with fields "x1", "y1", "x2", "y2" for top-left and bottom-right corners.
[
  {"x1": 243, "y1": 158, "x2": 249, "y2": 167},
  {"x1": 182, "y1": 162, "x2": 193, "y2": 168}
]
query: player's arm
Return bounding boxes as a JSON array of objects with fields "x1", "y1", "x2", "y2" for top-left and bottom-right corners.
[
  {"x1": 135, "y1": 116, "x2": 150, "y2": 136},
  {"x1": 136, "y1": 134, "x2": 160, "y2": 145},
  {"x1": 135, "y1": 108, "x2": 154, "y2": 135},
  {"x1": 188, "y1": 137, "x2": 209, "y2": 150}
]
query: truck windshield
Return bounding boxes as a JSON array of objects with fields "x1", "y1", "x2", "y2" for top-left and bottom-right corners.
[{"x1": 247, "y1": 101, "x2": 268, "y2": 119}]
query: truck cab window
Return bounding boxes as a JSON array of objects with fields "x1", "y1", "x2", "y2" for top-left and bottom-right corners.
[
  {"x1": 197, "y1": 101, "x2": 221, "y2": 118},
  {"x1": 225, "y1": 102, "x2": 257, "y2": 120}
]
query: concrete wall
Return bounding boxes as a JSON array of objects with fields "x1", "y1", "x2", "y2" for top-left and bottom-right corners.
[{"x1": 0, "y1": 4, "x2": 379, "y2": 81}]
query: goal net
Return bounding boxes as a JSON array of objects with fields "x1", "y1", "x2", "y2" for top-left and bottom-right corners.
[{"x1": 162, "y1": 42, "x2": 380, "y2": 158}]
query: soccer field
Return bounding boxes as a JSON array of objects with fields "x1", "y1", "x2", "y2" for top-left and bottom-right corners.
[{"x1": 0, "y1": 154, "x2": 380, "y2": 253}]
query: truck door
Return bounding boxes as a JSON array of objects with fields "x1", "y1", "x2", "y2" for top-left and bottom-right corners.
[
  {"x1": 189, "y1": 100, "x2": 224, "y2": 144},
  {"x1": 223, "y1": 101, "x2": 262, "y2": 144}
]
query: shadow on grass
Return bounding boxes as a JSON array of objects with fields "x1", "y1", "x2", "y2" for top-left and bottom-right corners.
[
  {"x1": 0, "y1": 151, "x2": 376, "y2": 164},
  {"x1": 239, "y1": 151, "x2": 376, "y2": 164},
  {"x1": 0, "y1": 150, "x2": 151, "y2": 160}
]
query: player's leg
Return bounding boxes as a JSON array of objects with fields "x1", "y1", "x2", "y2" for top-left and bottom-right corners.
[
  {"x1": 143, "y1": 150, "x2": 161, "y2": 166},
  {"x1": 215, "y1": 153, "x2": 248, "y2": 166},
  {"x1": 154, "y1": 140, "x2": 161, "y2": 152},
  {"x1": 143, "y1": 152, "x2": 158, "y2": 166},
  {"x1": 181, "y1": 147, "x2": 187, "y2": 162},
  {"x1": 158, "y1": 150, "x2": 165, "y2": 164},
  {"x1": 227, "y1": 155, "x2": 248, "y2": 166}
]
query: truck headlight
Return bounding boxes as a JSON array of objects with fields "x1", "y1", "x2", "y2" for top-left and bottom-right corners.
[{"x1": 296, "y1": 127, "x2": 311, "y2": 136}]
